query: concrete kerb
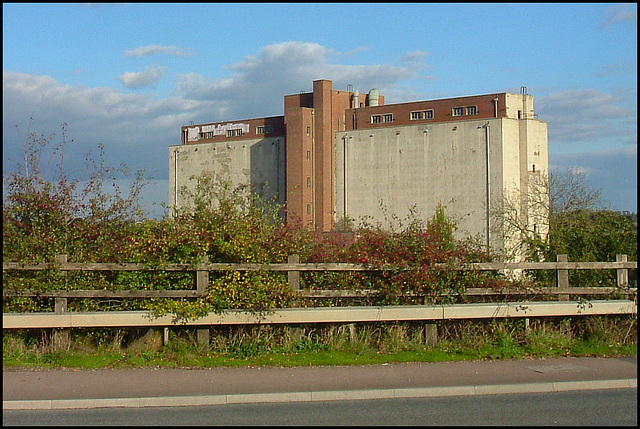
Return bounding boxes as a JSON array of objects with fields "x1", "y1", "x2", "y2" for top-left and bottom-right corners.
[{"x1": 3, "y1": 379, "x2": 636, "y2": 410}]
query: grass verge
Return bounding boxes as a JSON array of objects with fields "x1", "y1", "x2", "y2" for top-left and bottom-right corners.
[{"x1": 3, "y1": 317, "x2": 636, "y2": 370}]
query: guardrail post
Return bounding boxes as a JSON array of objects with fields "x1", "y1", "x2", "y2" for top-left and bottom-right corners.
[
  {"x1": 616, "y1": 254, "x2": 629, "y2": 287},
  {"x1": 288, "y1": 254, "x2": 300, "y2": 291},
  {"x1": 557, "y1": 254, "x2": 569, "y2": 301},
  {"x1": 425, "y1": 322, "x2": 438, "y2": 347},
  {"x1": 196, "y1": 256, "x2": 210, "y2": 346}
]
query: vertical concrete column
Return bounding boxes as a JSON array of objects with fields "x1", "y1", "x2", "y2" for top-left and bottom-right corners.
[{"x1": 556, "y1": 254, "x2": 569, "y2": 301}]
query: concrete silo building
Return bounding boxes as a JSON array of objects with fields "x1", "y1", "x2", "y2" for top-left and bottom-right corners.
[{"x1": 170, "y1": 79, "x2": 548, "y2": 255}]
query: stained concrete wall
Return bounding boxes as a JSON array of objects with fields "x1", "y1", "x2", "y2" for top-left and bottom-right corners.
[
  {"x1": 169, "y1": 136, "x2": 285, "y2": 209},
  {"x1": 335, "y1": 116, "x2": 548, "y2": 252}
]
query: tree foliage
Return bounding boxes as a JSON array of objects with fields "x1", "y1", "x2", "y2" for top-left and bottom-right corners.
[{"x1": 494, "y1": 168, "x2": 637, "y2": 286}]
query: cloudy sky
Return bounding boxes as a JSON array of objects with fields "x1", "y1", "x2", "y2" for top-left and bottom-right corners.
[{"x1": 3, "y1": 3, "x2": 637, "y2": 218}]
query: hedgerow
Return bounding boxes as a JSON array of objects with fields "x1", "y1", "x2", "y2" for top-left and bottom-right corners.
[{"x1": 2, "y1": 123, "x2": 524, "y2": 318}]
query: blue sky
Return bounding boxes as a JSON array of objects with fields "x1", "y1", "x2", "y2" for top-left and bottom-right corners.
[{"x1": 3, "y1": 3, "x2": 637, "y2": 218}]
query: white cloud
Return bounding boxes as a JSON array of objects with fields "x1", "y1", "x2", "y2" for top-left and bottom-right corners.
[
  {"x1": 2, "y1": 70, "x2": 209, "y2": 183},
  {"x1": 602, "y1": 3, "x2": 637, "y2": 27},
  {"x1": 536, "y1": 89, "x2": 637, "y2": 148},
  {"x1": 125, "y1": 44, "x2": 193, "y2": 58},
  {"x1": 175, "y1": 41, "x2": 419, "y2": 119},
  {"x1": 118, "y1": 65, "x2": 167, "y2": 89}
]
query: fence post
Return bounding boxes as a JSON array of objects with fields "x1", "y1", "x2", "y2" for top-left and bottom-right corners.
[
  {"x1": 288, "y1": 254, "x2": 300, "y2": 291},
  {"x1": 616, "y1": 254, "x2": 629, "y2": 287},
  {"x1": 556, "y1": 254, "x2": 569, "y2": 301},
  {"x1": 54, "y1": 255, "x2": 69, "y2": 313},
  {"x1": 196, "y1": 256, "x2": 210, "y2": 296},
  {"x1": 196, "y1": 256, "x2": 210, "y2": 347},
  {"x1": 53, "y1": 254, "x2": 70, "y2": 350}
]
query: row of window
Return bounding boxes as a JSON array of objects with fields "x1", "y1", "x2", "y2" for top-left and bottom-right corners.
[
  {"x1": 371, "y1": 105, "x2": 479, "y2": 124},
  {"x1": 198, "y1": 125, "x2": 275, "y2": 139}
]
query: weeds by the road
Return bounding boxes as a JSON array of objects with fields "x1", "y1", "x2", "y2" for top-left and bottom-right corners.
[{"x1": 3, "y1": 316, "x2": 636, "y2": 369}]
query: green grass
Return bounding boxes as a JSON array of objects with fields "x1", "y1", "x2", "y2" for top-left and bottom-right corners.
[
  {"x1": 3, "y1": 343, "x2": 636, "y2": 370},
  {"x1": 3, "y1": 318, "x2": 636, "y2": 370}
]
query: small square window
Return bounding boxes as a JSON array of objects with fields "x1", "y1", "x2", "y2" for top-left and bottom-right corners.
[
  {"x1": 371, "y1": 115, "x2": 382, "y2": 124},
  {"x1": 466, "y1": 106, "x2": 478, "y2": 115},
  {"x1": 425, "y1": 109, "x2": 434, "y2": 119},
  {"x1": 256, "y1": 126, "x2": 265, "y2": 134},
  {"x1": 383, "y1": 113, "x2": 393, "y2": 122},
  {"x1": 452, "y1": 107, "x2": 464, "y2": 116}
]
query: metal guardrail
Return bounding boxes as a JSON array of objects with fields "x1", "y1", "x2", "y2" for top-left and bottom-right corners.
[{"x1": 3, "y1": 300, "x2": 637, "y2": 330}]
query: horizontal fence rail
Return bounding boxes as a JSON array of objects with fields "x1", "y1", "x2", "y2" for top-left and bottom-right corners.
[{"x1": 3, "y1": 254, "x2": 637, "y2": 299}]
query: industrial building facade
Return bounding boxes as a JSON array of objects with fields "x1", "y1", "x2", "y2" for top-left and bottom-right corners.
[{"x1": 170, "y1": 79, "x2": 549, "y2": 254}]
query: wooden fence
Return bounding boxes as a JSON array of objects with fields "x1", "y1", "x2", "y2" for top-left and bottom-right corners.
[
  {"x1": 3, "y1": 253, "x2": 636, "y2": 301},
  {"x1": 3, "y1": 254, "x2": 637, "y2": 346}
]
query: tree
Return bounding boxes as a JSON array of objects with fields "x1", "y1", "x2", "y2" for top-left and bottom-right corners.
[
  {"x1": 3, "y1": 121, "x2": 153, "y2": 263},
  {"x1": 493, "y1": 168, "x2": 637, "y2": 286}
]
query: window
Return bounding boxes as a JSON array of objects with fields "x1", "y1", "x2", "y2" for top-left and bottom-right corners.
[
  {"x1": 198, "y1": 132, "x2": 206, "y2": 139},
  {"x1": 410, "y1": 110, "x2": 434, "y2": 120},
  {"x1": 306, "y1": 126, "x2": 311, "y2": 136},
  {"x1": 206, "y1": 132, "x2": 214, "y2": 139},
  {"x1": 256, "y1": 125, "x2": 273, "y2": 134},
  {"x1": 226, "y1": 129, "x2": 243, "y2": 137},
  {"x1": 307, "y1": 177, "x2": 311, "y2": 188},
  {"x1": 466, "y1": 106, "x2": 478, "y2": 115},
  {"x1": 371, "y1": 115, "x2": 382, "y2": 124},
  {"x1": 452, "y1": 107, "x2": 464, "y2": 116},
  {"x1": 383, "y1": 113, "x2": 393, "y2": 123},
  {"x1": 306, "y1": 204, "x2": 312, "y2": 214},
  {"x1": 306, "y1": 150, "x2": 311, "y2": 161}
]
